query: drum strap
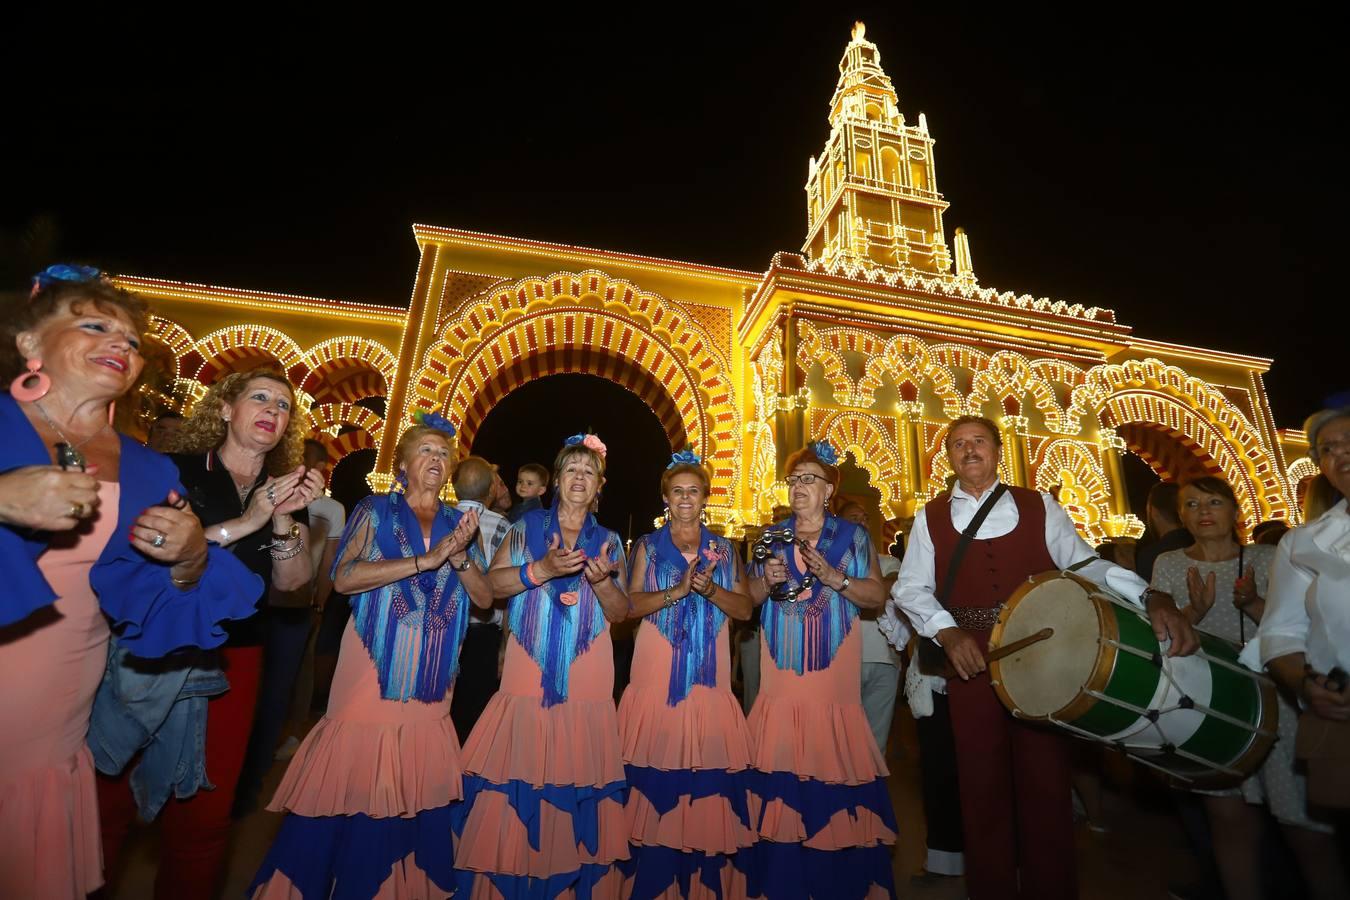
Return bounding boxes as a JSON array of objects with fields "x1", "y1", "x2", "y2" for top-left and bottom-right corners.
[{"x1": 918, "y1": 483, "x2": 1008, "y2": 676}]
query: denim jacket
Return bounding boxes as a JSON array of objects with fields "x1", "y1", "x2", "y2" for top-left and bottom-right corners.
[{"x1": 87, "y1": 637, "x2": 229, "y2": 821}]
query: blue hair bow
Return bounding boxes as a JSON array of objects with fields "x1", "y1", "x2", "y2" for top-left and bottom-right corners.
[
  {"x1": 667, "y1": 449, "x2": 702, "y2": 469},
  {"x1": 809, "y1": 439, "x2": 839, "y2": 465},
  {"x1": 31, "y1": 263, "x2": 102, "y2": 295},
  {"x1": 412, "y1": 409, "x2": 456, "y2": 437}
]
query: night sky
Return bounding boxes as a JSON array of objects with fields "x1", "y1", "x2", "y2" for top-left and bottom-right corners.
[{"x1": 6, "y1": 9, "x2": 1339, "y2": 434}]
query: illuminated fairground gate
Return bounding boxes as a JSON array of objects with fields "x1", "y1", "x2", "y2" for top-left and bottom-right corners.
[{"x1": 113, "y1": 22, "x2": 1308, "y2": 538}]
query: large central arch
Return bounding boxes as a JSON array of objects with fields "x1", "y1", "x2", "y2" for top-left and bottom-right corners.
[{"x1": 415, "y1": 270, "x2": 741, "y2": 509}]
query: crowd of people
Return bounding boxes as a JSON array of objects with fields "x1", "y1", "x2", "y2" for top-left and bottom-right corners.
[{"x1": 1, "y1": 265, "x2": 1347, "y2": 899}]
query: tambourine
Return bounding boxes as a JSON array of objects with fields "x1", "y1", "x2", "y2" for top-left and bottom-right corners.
[{"x1": 752, "y1": 528, "x2": 815, "y2": 602}]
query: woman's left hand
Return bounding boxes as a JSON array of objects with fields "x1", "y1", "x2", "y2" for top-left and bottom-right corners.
[
  {"x1": 274, "y1": 467, "x2": 325, "y2": 517},
  {"x1": 1232, "y1": 571, "x2": 1260, "y2": 610},
  {"x1": 130, "y1": 490, "x2": 208, "y2": 567},
  {"x1": 446, "y1": 509, "x2": 479, "y2": 558},
  {"x1": 799, "y1": 542, "x2": 842, "y2": 589},
  {"x1": 583, "y1": 552, "x2": 619, "y2": 585},
  {"x1": 690, "y1": 562, "x2": 715, "y2": 597}
]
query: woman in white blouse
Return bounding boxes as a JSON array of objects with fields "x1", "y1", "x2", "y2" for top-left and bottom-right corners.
[
  {"x1": 1260, "y1": 407, "x2": 1350, "y2": 873},
  {"x1": 1153, "y1": 476, "x2": 1342, "y2": 900}
]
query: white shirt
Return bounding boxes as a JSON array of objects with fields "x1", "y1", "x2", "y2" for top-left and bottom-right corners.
[
  {"x1": 890, "y1": 479, "x2": 1148, "y2": 645},
  {"x1": 457, "y1": 499, "x2": 510, "y2": 626},
  {"x1": 867, "y1": 556, "x2": 909, "y2": 663},
  {"x1": 306, "y1": 494, "x2": 347, "y2": 574},
  {"x1": 1259, "y1": 498, "x2": 1350, "y2": 676}
]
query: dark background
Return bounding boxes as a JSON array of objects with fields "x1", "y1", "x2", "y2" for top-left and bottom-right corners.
[{"x1": 5, "y1": 8, "x2": 1340, "y2": 527}]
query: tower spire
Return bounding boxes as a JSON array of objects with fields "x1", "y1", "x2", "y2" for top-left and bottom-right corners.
[{"x1": 803, "y1": 22, "x2": 955, "y2": 278}]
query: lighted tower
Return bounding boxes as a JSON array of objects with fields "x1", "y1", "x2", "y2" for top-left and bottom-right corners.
[{"x1": 803, "y1": 22, "x2": 959, "y2": 278}]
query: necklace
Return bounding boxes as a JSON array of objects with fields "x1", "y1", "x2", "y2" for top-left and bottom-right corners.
[{"x1": 33, "y1": 400, "x2": 110, "y2": 469}]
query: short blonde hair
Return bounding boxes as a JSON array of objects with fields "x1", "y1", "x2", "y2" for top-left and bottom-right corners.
[{"x1": 394, "y1": 425, "x2": 454, "y2": 470}]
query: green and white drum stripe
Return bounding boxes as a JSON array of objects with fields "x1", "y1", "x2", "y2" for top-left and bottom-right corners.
[{"x1": 991, "y1": 572, "x2": 1277, "y2": 787}]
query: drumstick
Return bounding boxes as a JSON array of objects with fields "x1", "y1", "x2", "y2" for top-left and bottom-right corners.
[{"x1": 987, "y1": 627, "x2": 1054, "y2": 663}]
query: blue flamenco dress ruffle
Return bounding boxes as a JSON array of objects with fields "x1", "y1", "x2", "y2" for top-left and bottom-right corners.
[
  {"x1": 745, "y1": 771, "x2": 897, "y2": 899},
  {"x1": 621, "y1": 765, "x2": 755, "y2": 900},
  {"x1": 449, "y1": 774, "x2": 628, "y2": 900},
  {"x1": 247, "y1": 804, "x2": 457, "y2": 899}
]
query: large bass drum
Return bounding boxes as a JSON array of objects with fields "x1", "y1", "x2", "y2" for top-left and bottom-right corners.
[{"x1": 988, "y1": 571, "x2": 1278, "y2": 787}]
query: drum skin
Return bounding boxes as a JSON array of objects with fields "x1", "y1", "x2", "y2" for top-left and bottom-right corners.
[{"x1": 989, "y1": 571, "x2": 1278, "y2": 787}]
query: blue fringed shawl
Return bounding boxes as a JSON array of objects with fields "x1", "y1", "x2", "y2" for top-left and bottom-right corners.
[
  {"x1": 641, "y1": 525, "x2": 737, "y2": 705},
  {"x1": 334, "y1": 493, "x2": 484, "y2": 703},
  {"x1": 507, "y1": 501, "x2": 626, "y2": 707},
  {"x1": 755, "y1": 515, "x2": 873, "y2": 674}
]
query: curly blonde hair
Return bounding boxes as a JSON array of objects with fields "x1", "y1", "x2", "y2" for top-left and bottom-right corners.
[{"x1": 165, "y1": 367, "x2": 305, "y2": 475}]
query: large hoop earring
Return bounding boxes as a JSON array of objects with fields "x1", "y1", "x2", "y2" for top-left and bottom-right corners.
[
  {"x1": 700, "y1": 507, "x2": 709, "y2": 525},
  {"x1": 663, "y1": 505, "x2": 672, "y2": 524},
  {"x1": 9, "y1": 358, "x2": 51, "y2": 402}
]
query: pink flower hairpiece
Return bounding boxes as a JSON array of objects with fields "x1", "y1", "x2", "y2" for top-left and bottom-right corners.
[{"x1": 565, "y1": 432, "x2": 607, "y2": 459}]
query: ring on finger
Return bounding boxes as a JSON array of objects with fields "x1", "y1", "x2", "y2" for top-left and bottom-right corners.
[
  {"x1": 152, "y1": 532, "x2": 167, "y2": 548},
  {"x1": 69, "y1": 502, "x2": 87, "y2": 519}
]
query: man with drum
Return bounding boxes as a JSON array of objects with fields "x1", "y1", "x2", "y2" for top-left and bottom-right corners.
[{"x1": 893, "y1": 415, "x2": 1198, "y2": 900}]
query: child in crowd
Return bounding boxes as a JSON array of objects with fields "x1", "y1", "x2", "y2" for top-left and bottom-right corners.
[{"x1": 507, "y1": 462, "x2": 549, "y2": 522}]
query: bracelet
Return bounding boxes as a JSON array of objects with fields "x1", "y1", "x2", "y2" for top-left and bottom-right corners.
[
  {"x1": 414, "y1": 555, "x2": 422, "y2": 574},
  {"x1": 171, "y1": 574, "x2": 200, "y2": 588},
  {"x1": 519, "y1": 562, "x2": 538, "y2": 589},
  {"x1": 270, "y1": 539, "x2": 305, "y2": 561},
  {"x1": 663, "y1": 587, "x2": 677, "y2": 608},
  {"x1": 838, "y1": 575, "x2": 851, "y2": 594}
]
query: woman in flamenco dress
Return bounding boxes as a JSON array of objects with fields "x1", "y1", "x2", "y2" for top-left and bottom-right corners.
[
  {"x1": 618, "y1": 450, "x2": 756, "y2": 898},
  {"x1": 452, "y1": 432, "x2": 632, "y2": 899},
  {"x1": 249, "y1": 414, "x2": 490, "y2": 898},
  {"x1": 744, "y1": 440, "x2": 897, "y2": 899}
]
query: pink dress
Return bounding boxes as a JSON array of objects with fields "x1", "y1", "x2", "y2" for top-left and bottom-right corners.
[
  {"x1": 250, "y1": 621, "x2": 465, "y2": 899},
  {"x1": 617, "y1": 540, "x2": 756, "y2": 899},
  {"x1": 745, "y1": 518, "x2": 897, "y2": 899},
  {"x1": 454, "y1": 629, "x2": 630, "y2": 898},
  {"x1": 0, "y1": 484, "x2": 118, "y2": 899},
  {"x1": 250, "y1": 492, "x2": 481, "y2": 899}
]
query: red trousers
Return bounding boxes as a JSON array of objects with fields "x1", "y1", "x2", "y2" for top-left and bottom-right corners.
[
  {"x1": 98, "y1": 645, "x2": 262, "y2": 900},
  {"x1": 948, "y1": 669, "x2": 1077, "y2": 900}
]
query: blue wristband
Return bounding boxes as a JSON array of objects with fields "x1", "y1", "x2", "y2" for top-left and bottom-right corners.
[{"x1": 518, "y1": 562, "x2": 538, "y2": 590}]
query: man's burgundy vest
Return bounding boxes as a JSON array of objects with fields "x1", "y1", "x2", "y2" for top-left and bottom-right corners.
[{"x1": 929, "y1": 485, "x2": 1056, "y2": 614}]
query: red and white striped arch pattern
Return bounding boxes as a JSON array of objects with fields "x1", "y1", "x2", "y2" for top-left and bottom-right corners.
[
  {"x1": 419, "y1": 270, "x2": 740, "y2": 502},
  {"x1": 300, "y1": 338, "x2": 395, "y2": 400},
  {"x1": 456, "y1": 345, "x2": 687, "y2": 452},
  {"x1": 193, "y1": 326, "x2": 306, "y2": 384},
  {"x1": 816, "y1": 410, "x2": 907, "y2": 517},
  {"x1": 1106, "y1": 395, "x2": 1259, "y2": 528},
  {"x1": 1117, "y1": 421, "x2": 1220, "y2": 483}
]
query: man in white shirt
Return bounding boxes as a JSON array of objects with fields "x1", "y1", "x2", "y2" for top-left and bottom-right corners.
[
  {"x1": 892, "y1": 415, "x2": 1195, "y2": 900},
  {"x1": 450, "y1": 456, "x2": 511, "y2": 742},
  {"x1": 837, "y1": 501, "x2": 908, "y2": 757}
]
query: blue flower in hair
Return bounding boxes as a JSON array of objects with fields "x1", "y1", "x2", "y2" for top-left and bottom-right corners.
[
  {"x1": 412, "y1": 409, "x2": 456, "y2": 437},
  {"x1": 31, "y1": 263, "x2": 102, "y2": 296},
  {"x1": 667, "y1": 449, "x2": 702, "y2": 469},
  {"x1": 809, "y1": 439, "x2": 839, "y2": 466}
]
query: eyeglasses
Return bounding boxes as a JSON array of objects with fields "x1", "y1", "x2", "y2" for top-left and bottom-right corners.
[
  {"x1": 786, "y1": 473, "x2": 822, "y2": 486},
  {"x1": 1316, "y1": 438, "x2": 1350, "y2": 459}
]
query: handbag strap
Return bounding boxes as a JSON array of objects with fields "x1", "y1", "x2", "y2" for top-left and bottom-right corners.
[
  {"x1": 1238, "y1": 543, "x2": 1246, "y2": 644},
  {"x1": 937, "y1": 483, "x2": 1009, "y2": 608}
]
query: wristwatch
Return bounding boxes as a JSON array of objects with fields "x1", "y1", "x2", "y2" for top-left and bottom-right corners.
[
  {"x1": 451, "y1": 558, "x2": 471, "y2": 572},
  {"x1": 839, "y1": 575, "x2": 851, "y2": 593},
  {"x1": 272, "y1": 522, "x2": 301, "y2": 541}
]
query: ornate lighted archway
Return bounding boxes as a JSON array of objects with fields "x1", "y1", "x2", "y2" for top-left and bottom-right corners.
[
  {"x1": 1033, "y1": 439, "x2": 1112, "y2": 544},
  {"x1": 416, "y1": 270, "x2": 741, "y2": 506},
  {"x1": 1068, "y1": 358, "x2": 1290, "y2": 526},
  {"x1": 818, "y1": 411, "x2": 907, "y2": 518},
  {"x1": 193, "y1": 324, "x2": 308, "y2": 385}
]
